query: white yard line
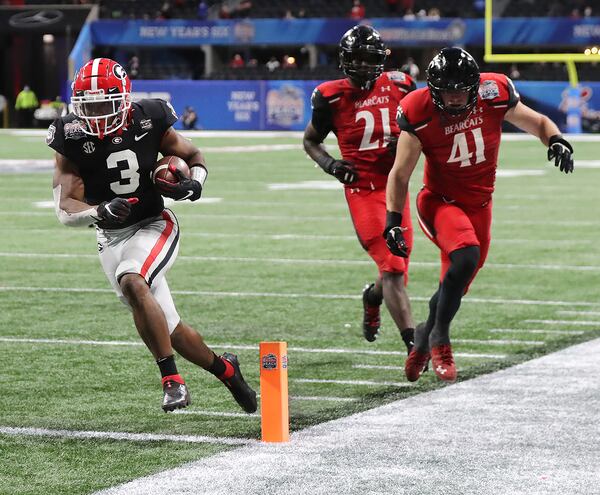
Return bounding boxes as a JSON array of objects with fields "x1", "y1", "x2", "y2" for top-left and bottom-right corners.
[
  {"x1": 557, "y1": 310, "x2": 600, "y2": 316},
  {"x1": 3, "y1": 251, "x2": 600, "y2": 272},
  {"x1": 524, "y1": 319, "x2": 600, "y2": 326},
  {"x1": 0, "y1": 337, "x2": 505, "y2": 359},
  {"x1": 453, "y1": 338, "x2": 545, "y2": 346},
  {"x1": 352, "y1": 364, "x2": 404, "y2": 371},
  {"x1": 1, "y1": 285, "x2": 598, "y2": 307},
  {"x1": 0, "y1": 426, "x2": 255, "y2": 446},
  {"x1": 172, "y1": 410, "x2": 259, "y2": 418},
  {"x1": 94, "y1": 339, "x2": 600, "y2": 495},
  {"x1": 291, "y1": 378, "x2": 412, "y2": 388},
  {"x1": 290, "y1": 396, "x2": 357, "y2": 402},
  {"x1": 489, "y1": 328, "x2": 585, "y2": 336}
]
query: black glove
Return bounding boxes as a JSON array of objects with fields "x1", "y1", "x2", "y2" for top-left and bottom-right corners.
[
  {"x1": 96, "y1": 197, "x2": 135, "y2": 224},
  {"x1": 155, "y1": 165, "x2": 202, "y2": 201},
  {"x1": 384, "y1": 135, "x2": 398, "y2": 156},
  {"x1": 548, "y1": 135, "x2": 574, "y2": 174},
  {"x1": 319, "y1": 156, "x2": 358, "y2": 185},
  {"x1": 384, "y1": 210, "x2": 409, "y2": 258}
]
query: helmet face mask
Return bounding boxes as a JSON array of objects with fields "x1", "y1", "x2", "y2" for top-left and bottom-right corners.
[
  {"x1": 427, "y1": 47, "x2": 480, "y2": 116},
  {"x1": 71, "y1": 58, "x2": 132, "y2": 139},
  {"x1": 339, "y1": 25, "x2": 387, "y2": 89}
]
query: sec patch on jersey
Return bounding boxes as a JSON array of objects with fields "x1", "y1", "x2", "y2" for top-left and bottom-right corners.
[{"x1": 152, "y1": 156, "x2": 190, "y2": 184}]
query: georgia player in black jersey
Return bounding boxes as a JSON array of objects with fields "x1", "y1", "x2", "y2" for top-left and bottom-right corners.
[{"x1": 48, "y1": 58, "x2": 257, "y2": 414}]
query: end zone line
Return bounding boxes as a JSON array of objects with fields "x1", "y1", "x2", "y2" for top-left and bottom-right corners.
[
  {"x1": 0, "y1": 426, "x2": 256, "y2": 446},
  {"x1": 453, "y1": 338, "x2": 545, "y2": 346},
  {"x1": 0, "y1": 285, "x2": 598, "y2": 307}
]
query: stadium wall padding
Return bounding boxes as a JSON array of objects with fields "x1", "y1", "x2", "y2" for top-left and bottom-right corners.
[{"x1": 127, "y1": 80, "x2": 600, "y2": 132}]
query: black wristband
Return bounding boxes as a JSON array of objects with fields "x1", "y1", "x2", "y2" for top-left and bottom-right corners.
[
  {"x1": 385, "y1": 210, "x2": 403, "y2": 229},
  {"x1": 549, "y1": 134, "x2": 573, "y2": 153},
  {"x1": 316, "y1": 154, "x2": 335, "y2": 174}
]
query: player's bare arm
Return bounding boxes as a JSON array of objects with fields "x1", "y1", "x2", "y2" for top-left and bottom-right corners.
[
  {"x1": 303, "y1": 119, "x2": 357, "y2": 185},
  {"x1": 384, "y1": 131, "x2": 422, "y2": 257},
  {"x1": 386, "y1": 131, "x2": 422, "y2": 214},
  {"x1": 505, "y1": 101, "x2": 574, "y2": 173},
  {"x1": 156, "y1": 127, "x2": 207, "y2": 200},
  {"x1": 52, "y1": 152, "x2": 135, "y2": 226},
  {"x1": 303, "y1": 121, "x2": 357, "y2": 184}
]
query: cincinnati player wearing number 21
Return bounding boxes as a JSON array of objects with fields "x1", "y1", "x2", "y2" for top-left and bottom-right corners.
[
  {"x1": 304, "y1": 25, "x2": 417, "y2": 356},
  {"x1": 47, "y1": 58, "x2": 257, "y2": 413},
  {"x1": 385, "y1": 47, "x2": 574, "y2": 383}
]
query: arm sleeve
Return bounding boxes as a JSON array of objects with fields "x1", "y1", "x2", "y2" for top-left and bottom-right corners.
[
  {"x1": 396, "y1": 105, "x2": 417, "y2": 134},
  {"x1": 157, "y1": 99, "x2": 179, "y2": 133},
  {"x1": 46, "y1": 118, "x2": 66, "y2": 156},
  {"x1": 505, "y1": 76, "x2": 520, "y2": 109},
  {"x1": 310, "y1": 88, "x2": 334, "y2": 137}
]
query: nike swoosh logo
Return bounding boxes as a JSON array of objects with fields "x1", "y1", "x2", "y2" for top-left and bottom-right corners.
[
  {"x1": 134, "y1": 132, "x2": 148, "y2": 141},
  {"x1": 180, "y1": 190, "x2": 194, "y2": 200}
]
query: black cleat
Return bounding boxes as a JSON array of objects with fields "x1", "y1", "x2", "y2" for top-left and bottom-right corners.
[
  {"x1": 162, "y1": 375, "x2": 191, "y2": 412},
  {"x1": 362, "y1": 283, "x2": 381, "y2": 342},
  {"x1": 220, "y1": 353, "x2": 258, "y2": 414}
]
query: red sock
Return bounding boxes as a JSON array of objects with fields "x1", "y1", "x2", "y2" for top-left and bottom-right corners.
[
  {"x1": 218, "y1": 358, "x2": 235, "y2": 380},
  {"x1": 161, "y1": 374, "x2": 185, "y2": 386}
]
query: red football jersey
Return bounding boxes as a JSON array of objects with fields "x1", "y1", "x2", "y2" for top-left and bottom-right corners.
[
  {"x1": 397, "y1": 73, "x2": 520, "y2": 206},
  {"x1": 311, "y1": 71, "x2": 416, "y2": 190}
]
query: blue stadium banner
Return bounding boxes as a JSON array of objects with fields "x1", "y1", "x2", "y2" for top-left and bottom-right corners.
[
  {"x1": 90, "y1": 18, "x2": 600, "y2": 47},
  {"x1": 129, "y1": 80, "x2": 600, "y2": 133}
]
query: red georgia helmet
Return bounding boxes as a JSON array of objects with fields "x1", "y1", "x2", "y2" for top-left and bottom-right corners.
[{"x1": 71, "y1": 58, "x2": 132, "y2": 138}]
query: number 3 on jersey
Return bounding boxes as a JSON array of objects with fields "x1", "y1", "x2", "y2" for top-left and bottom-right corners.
[
  {"x1": 106, "y1": 150, "x2": 140, "y2": 194},
  {"x1": 448, "y1": 128, "x2": 486, "y2": 167},
  {"x1": 356, "y1": 108, "x2": 391, "y2": 151}
]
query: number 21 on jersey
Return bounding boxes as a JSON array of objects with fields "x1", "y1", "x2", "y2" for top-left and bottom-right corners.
[
  {"x1": 356, "y1": 108, "x2": 391, "y2": 151},
  {"x1": 447, "y1": 128, "x2": 486, "y2": 167}
]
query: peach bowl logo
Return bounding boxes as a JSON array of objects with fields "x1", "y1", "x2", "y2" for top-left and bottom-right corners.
[
  {"x1": 266, "y1": 85, "x2": 304, "y2": 128},
  {"x1": 262, "y1": 353, "x2": 277, "y2": 370}
]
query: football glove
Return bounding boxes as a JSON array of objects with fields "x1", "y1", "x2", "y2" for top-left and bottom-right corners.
[
  {"x1": 96, "y1": 197, "x2": 137, "y2": 224},
  {"x1": 384, "y1": 210, "x2": 409, "y2": 258},
  {"x1": 384, "y1": 135, "x2": 398, "y2": 156},
  {"x1": 319, "y1": 156, "x2": 358, "y2": 185},
  {"x1": 155, "y1": 165, "x2": 202, "y2": 201},
  {"x1": 548, "y1": 135, "x2": 574, "y2": 174}
]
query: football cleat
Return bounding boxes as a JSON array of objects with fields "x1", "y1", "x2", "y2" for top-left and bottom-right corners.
[
  {"x1": 362, "y1": 283, "x2": 381, "y2": 342},
  {"x1": 161, "y1": 374, "x2": 191, "y2": 412},
  {"x1": 405, "y1": 349, "x2": 431, "y2": 382},
  {"x1": 431, "y1": 344, "x2": 457, "y2": 382},
  {"x1": 220, "y1": 353, "x2": 258, "y2": 414}
]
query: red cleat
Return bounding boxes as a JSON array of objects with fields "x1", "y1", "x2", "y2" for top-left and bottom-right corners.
[
  {"x1": 405, "y1": 349, "x2": 431, "y2": 382},
  {"x1": 362, "y1": 283, "x2": 381, "y2": 342},
  {"x1": 431, "y1": 344, "x2": 457, "y2": 382}
]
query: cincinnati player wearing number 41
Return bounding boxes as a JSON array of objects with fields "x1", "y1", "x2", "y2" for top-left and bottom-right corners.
[
  {"x1": 385, "y1": 47, "x2": 574, "y2": 384},
  {"x1": 304, "y1": 25, "x2": 417, "y2": 356},
  {"x1": 47, "y1": 58, "x2": 257, "y2": 414}
]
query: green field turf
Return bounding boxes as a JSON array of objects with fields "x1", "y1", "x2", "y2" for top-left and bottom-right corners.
[{"x1": 0, "y1": 131, "x2": 599, "y2": 494}]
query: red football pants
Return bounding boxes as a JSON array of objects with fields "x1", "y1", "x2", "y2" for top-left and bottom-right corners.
[
  {"x1": 416, "y1": 188, "x2": 492, "y2": 292},
  {"x1": 345, "y1": 187, "x2": 412, "y2": 278}
]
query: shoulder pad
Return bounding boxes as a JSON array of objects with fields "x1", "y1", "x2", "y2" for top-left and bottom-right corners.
[{"x1": 396, "y1": 89, "x2": 432, "y2": 134}]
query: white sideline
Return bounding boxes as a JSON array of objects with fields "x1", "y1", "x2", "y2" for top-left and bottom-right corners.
[
  {"x1": 0, "y1": 285, "x2": 598, "y2": 307},
  {"x1": 0, "y1": 337, "x2": 507, "y2": 359},
  {"x1": 0, "y1": 426, "x2": 255, "y2": 446},
  {"x1": 489, "y1": 328, "x2": 585, "y2": 336},
  {"x1": 95, "y1": 339, "x2": 600, "y2": 495}
]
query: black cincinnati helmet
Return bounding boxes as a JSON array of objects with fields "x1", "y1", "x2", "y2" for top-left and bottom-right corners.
[
  {"x1": 339, "y1": 25, "x2": 387, "y2": 89},
  {"x1": 426, "y1": 47, "x2": 480, "y2": 115}
]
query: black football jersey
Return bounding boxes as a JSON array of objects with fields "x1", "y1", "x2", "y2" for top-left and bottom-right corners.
[{"x1": 47, "y1": 98, "x2": 178, "y2": 229}]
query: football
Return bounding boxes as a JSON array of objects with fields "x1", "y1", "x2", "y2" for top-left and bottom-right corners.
[{"x1": 152, "y1": 155, "x2": 190, "y2": 184}]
